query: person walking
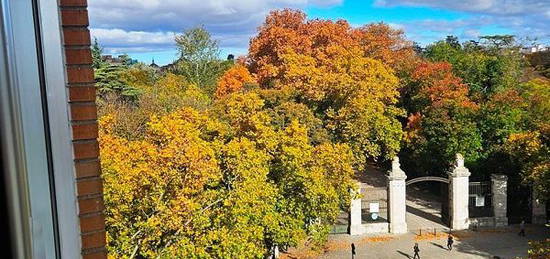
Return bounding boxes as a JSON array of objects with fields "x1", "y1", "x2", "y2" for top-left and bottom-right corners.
[
  {"x1": 447, "y1": 234, "x2": 454, "y2": 251},
  {"x1": 413, "y1": 243, "x2": 420, "y2": 259},
  {"x1": 351, "y1": 243, "x2": 356, "y2": 259},
  {"x1": 518, "y1": 219, "x2": 526, "y2": 236}
]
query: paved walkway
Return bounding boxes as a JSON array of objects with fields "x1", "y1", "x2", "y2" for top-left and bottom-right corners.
[
  {"x1": 406, "y1": 184, "x2": 447, "y2": 232},
  {"x1": 294, "y1": 225, "x2": 548, "y2": 259}
]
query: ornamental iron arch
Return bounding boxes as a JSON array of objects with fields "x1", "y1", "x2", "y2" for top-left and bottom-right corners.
[{"x1": 406, "y1": 176, "x2": 449, "y2": 186}]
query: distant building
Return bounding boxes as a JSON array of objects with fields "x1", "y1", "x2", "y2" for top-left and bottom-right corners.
[
  {"x1": 521, "y1": 44, "x2": 548, "y2": 54},
  {"x1": 102, "y1": 54, "x2": 137, "y2": 66},
  {"x1": 150, "y1": 58, "x2": 160, "y2": 71},
  {"x1": 160, "y1": 63, "x2": 176, "y2": 72}
]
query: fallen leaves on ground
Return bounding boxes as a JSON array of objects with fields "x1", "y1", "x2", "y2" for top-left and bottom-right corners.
[
  {"x1": 414, "y1": 232, "x2": 451, "y2": 241},
  {"x1": 361, "y1": 236, "x2": 394, "y2": 243}
]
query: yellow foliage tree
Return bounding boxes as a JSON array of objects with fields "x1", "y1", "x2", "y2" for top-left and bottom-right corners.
[{"x1": 100, "y1": 95, "x2": 356, "y2": 257}]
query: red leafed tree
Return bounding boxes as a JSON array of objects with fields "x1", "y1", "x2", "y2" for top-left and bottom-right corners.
[{"x1": 411, "y1": 61, "x2": 477, "y2": 110}]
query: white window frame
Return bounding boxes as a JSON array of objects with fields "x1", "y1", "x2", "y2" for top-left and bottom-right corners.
[{"x1": 0, "y1": 0, "x2": 81, "y2": 258}]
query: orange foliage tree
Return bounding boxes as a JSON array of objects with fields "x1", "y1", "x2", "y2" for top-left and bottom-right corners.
[
  {"x1": 215, "y1": 64, "x2": 255, "y2": 98},
  {"x1": 248, "y1": 9, "x2": 416, "y2": 87},
  {"x1": 248, "y1": 9, "x2": 408, "y2": 164},
  {"x1": 357, "y1": 22, "x2": 418, "y2": 73},
  {"x1": 409, "y1": 62, "x2": 477, "y2": 110}
]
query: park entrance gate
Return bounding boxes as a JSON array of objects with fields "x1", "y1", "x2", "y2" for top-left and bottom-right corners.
[
  {"x1": 347, "y1": 154, "x2": 509, "y2": 235},
  {"x1": 386, "y1": 154, "x2": 470, "y2": 233},
  {"x1": 405, "y1": 176, "x2": 450, "y2": 227}
]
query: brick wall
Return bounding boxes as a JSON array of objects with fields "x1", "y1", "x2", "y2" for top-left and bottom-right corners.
[{"x1": 59, "y1": 0, "x2": 107, "y2": 258}]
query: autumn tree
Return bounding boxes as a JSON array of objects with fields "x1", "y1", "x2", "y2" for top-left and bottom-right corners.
[
  {"x1": 402, "y1": 61, "x2": 481, "y2": 176},
  {"x1": 100, "y1": 90, "x2": 356, "y2": 257},
  {"x1": 357, "y1": 22, "x2": 418, "y2": 73},
  {"x1": 215, "y1": 64, "x2": 256, "y2": 99},
  {"x1": 100, "y1": 109, "x2": 223, "y2": 258},
  {"x1": 210, "y1": 92, "x2": 356, "y2": 248},
  {"x1": 503, "y1": 78, "x2": 550, "y2": 200},
  {"x1": 248, "y1": 9, "x2": 406, "y2": 165}
]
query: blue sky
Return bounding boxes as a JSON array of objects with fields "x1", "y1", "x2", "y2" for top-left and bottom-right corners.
[{"x1": 89, "y1": 0, "x2": 549, "y2": 66}]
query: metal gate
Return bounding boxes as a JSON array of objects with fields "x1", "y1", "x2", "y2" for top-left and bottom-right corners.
[{"x1": 469, "y1": 181, "x2": 494, "y2": 218}]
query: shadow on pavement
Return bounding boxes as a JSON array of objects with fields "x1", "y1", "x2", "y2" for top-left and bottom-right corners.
[
  {"x1": 429, "y1": 242, "x2": 446, "y2": 250},
  {"x1": 396, "y1": 250, "x2": 411, "y2": 258},
  {"x1": 406, "y1": 205, "x2": 442, "y2": 224},
  {"x1": 451, "y1": 226, "x2": 549, "y2": 258}
]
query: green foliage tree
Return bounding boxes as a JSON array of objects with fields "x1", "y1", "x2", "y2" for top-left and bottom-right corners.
[
  {"x1": 503, "y1": 78, "x2": 550, "y2": 199},
  {"x1": 402, "y1": 61, "x2": 482, "y2": 176},
  {"x1": 91, "y1": 37, "x2": 105, "y2": 69},
  {"x1": 95, "y1": 65, "x2": 141, "y2": 100},
  {"x1": 480, "y1": 35, "x2": 516, "y2": 50},
  {"x1": 425, "y1": 35, "x2": 523, "y2": 100},
  {"x1": 173, "y1": 26, "x2": 231, "y2": 95},
  {"x1": 91, "y1": 39, "x2": 142, "y2": 101}
]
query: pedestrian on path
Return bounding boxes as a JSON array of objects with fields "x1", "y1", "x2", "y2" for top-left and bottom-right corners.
[
  {"x1": 447, "y1": 234, "x2": 454, "y2": 251},
  {"x1": 413, "y1": 243, "x2": 420, "y2": 259},
  {"x1": 518, "y1": 220, "x2": 526, "y2": 237},
  {"x1": 351, "y1": 243, "x2": 356, "y2": 259}
]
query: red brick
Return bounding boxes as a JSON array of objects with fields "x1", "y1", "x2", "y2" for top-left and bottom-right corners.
[
  {"x1": 77, "y1": 177, "x2": 103, "y2": 196},
  {"x1": 63, "y1": 29, "x2": 91, "y2": 46},
  {"x1": 81, "y1": 231, "x2": 106, "y2": 250},
  {"x1": 65, "y1": 48, "x2": 92, "y2": 65},
  {"x1": 82, "y1": 250, "x2": 107, "y2": 259},
  {"x1": 70, "y1": 103, "x2": 97, "y2": 121},
  {"x1": 80, "y1": 213, "x2": 105, "y2": 233},
  {"x1": 69, "y1": 86, "x2": 96, "y2": 102},
  {"x1": 79, "y1": 197, "x2": 104, "y2": 215},
  {"x1": 75, "y1": 160, "x2": 101, "y2": 178},
  {"x1": 72, "y1": 123, "x2": 98, "y2": 140},
  {"x1": 60, "y1": 0, "x2": 87, "y2": 7},
  {"x1": 73, "y1": 140, "x2": 99, "y2": 160},
  {"x1": 67, "y1": 66, "x2": 94, "y2": 83},
  {"x1": 61, "y1": 9, "x2": 89, "y2": 26},
  {"x1": 58, "y1": 0, "x2": 106, "y2": 255}
]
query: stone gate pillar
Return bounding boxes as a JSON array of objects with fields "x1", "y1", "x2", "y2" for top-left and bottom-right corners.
[
  {"x1": 387, "y1": 157, "x2": 407, "y2": 234},
  {"x1": 491, "y1": 174, "x2": 508, "y2": 226},
  {"x1": 448, "y1": 154, "x2": 470, "y2": 230},
  {"x1": 349, "y1": 181, "x2": 364, "y2": 235},
  {"x1": 532, "y1": 189, "x2": 547, "y2": 225}
]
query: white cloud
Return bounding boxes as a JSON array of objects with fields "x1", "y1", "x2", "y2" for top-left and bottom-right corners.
[
  {"x1": 375, "y1": 0, "x2": 549, "y2": 45},
  {"x1": 462, "y1": 29, "x2": 480, "y2": 38},
  {"x1": 90, "y1": 28, "x2": 177, "y2": 53},
  {"x1": 89, "y1": 0, "x2": 343, "y2": 53},
  {"x1": 374, "y1": 0, "x2": 550, "y2": 17},
  {"x1": 89, "y1": 0, "x2": 548, "y2": 54},
  {"x1": 91, "y1": 29, "x2": 175, "y2": 45}
]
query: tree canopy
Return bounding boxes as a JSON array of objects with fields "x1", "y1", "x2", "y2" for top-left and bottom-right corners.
[{"x1": 94, "y1": 10, "x2": 550, "y2": 258}]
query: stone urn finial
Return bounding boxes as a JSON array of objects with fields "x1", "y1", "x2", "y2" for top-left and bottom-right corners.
[
  {"x1": 392, "y1": 156, "x2": 400, "y2": 169},
  {"x1": 450, "y1": 153, "x2": 470, "y2": 177},
  {"x1": 388, "y1": 156, "x2": 406, "y2": 180},
  {"x1": 456, "y1": 153, "x2": 464, "y2": 167}
]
